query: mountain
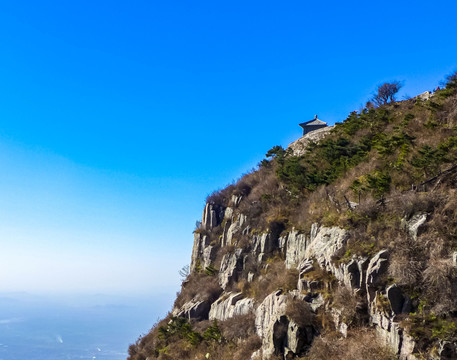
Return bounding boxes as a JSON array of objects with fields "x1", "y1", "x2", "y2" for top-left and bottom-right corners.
[{"x1": 128, "y1": 74, "x2": 457, "y2": 360}]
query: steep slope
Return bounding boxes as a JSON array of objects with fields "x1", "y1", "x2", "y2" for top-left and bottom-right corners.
[{"x1": 128, "y1": 74, "x2": 457, "y2": 360}]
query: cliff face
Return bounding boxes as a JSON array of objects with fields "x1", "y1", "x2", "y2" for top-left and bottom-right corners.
[{"x1": 128, "y1": 76, "x2": 457, "y2": 360}]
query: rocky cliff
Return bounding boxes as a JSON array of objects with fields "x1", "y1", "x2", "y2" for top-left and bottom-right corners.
[{"x1": 128, "y1": 75, "x2": 457, "y2": 360}]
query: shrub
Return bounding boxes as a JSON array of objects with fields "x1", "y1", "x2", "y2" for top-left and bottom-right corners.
[
  {"x1": 285, "y1": 296, "x2": 315, "y2": 327},
  {"x1": 247, "y1": 259, "x2": 299, "y2": 302},
  {"x1": 306, "y1": 328, "x2": 397, "y2": 360},
  {"x1": 174, "y1": 273, "x2": 222, "y2": 309},
  {"x1": 220, "y1": 313, "x2": 256, "y2": 341},
  {"x1": 388, "y1": 236, "x2": 425, "y2": 289},
  {"x1": 332, "y1": 286, "x2": 364, "y2": 326}
]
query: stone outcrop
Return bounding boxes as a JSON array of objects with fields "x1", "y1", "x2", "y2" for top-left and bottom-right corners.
[
  {"x1": 209, "y1": 292, "x2": 254, "y2": 321},
  {"x1": 173, "y1": 299, "x2": 211, "y2": 320},
  {"x1": 255, "y1": 290, "x2": 317, "y2": 359},
  {"x1": 281, "y1": 229, "x2": 310, "y2": 269},
  {"x1": 188, "y1": 203, "x2": 427, "y2": 360},
  {"x1": 415, "y1": 90, "x2": 433, "y2": 101},
  {"x1": 402, "y1": 212, "x2": 427, "y2": 240},
  {"x1": 222, "y1": 213, "x2": 248, "y2": 247},
  {"x1": 190, "y1": 233, "x2": 211, "y2": 272},
  {"x1": 288, "y1": 126, "x2": 334, "y2": 156},
  {"x1": 201, "y1": 203, "x2": 224, "y2": 230},
  {"x1": 218, "y1": 248, "x2": 244, "y2": 289}
]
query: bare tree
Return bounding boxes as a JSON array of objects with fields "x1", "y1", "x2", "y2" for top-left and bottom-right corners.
[
  {"x1": 178, "y1": 264, "x2": 190, "y2": 281},
  {"x1": 371, "y1": 81, "x2": 402, "y2": 107}
]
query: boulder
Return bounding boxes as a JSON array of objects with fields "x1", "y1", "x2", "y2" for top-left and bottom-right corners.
[{"x1": 416, "y1": 91, "x2": 433, "y2": 101}]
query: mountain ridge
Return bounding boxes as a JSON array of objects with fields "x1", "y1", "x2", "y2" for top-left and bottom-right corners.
[{"x1": 128, "y1": 73, "x2": 457, "y2": 360}]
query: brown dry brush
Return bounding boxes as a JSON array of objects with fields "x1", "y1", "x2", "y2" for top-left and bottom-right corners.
[{"x1": 305, "y1": 328, "x2": 397, "y2": 360}]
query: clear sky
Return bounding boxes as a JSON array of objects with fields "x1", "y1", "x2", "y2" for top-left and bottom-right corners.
[{"x1": 0, "y1": 0, "x2": 456, "y2": 296}]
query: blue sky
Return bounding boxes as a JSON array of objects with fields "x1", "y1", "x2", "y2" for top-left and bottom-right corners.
[{"x1": 0, "y1": 0, "x2": 456, "y2": 296}]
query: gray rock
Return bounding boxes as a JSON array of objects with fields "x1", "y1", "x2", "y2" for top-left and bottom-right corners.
[
  {"x1": 202, "y1": 245, "x2": 214, "y2": 269},
  {"x1": 416, "y1": 91, "x2": 433, "y2": 101},
  {"x1": 248, "y1": 272, "x2": 255, "y2": 282},
  {"x1": 209, "y1": 292, "x2": 254, "y2": 321},
  {"x1": 255, "y1": 290, "x2": 313, "y2": 359},
  {"x1": 400, "y1": 332, "x2": 417, "y2": 359},
  {"x1": 231, "y1": 194, "x2": 242, "y2": 208},
  {"x1": 202, "y1": 203, "x2": 217, "y2": 230},
  {"x1": 402, "y1": 213, "x2": 427, "y2": 240},
  {"x1": 288, "y1": 126, "x2": 334, "y2": 157},
  {"x1": 438, "y1": 341, "x2": 457, "y2": 359},
  {"x1": 366, "y1": 250, "x2": 390, "y2": 303},
  {"x1": 283, "y1": 228, "x2": 310, "y2": 269},
  {"x1": 218, "y1": 248, "x2": 244, "y2": 289},
  {"x1": 222, "y1": 213, "x2": 247, "y2": 247},
  {"x1": 173, "y1": 299, "x2": 211, "y2": 320},
  {"x1": 250, "y1": 349, "x2": 261, "y2": 360},
  {"x1": 190, "y1": 233, "x2": 210, "y2": 272},
  {"x1": 304, "y1": 225, "x2": 348, "y2": 271},
  {"x1": 253, "y1": 232, "x2": 277, "y2": 258},
  {"x1": 255, "y1": 290, "x2": 288, "y2": 338}
]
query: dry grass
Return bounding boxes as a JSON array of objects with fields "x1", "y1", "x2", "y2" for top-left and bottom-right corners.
[
  {"x1": 332, "y1": 286, "x2": 365, "y2": 326},
  {"x1": 388, "y1": 236, "x2": 425, "y2": 288},
  {"x1": 242, "y1": 258, "x2": 299, "y2": 302},
  {"x1": 219, "y1": 313, "x2": 256, "y2": 341},
  {"x1": 174, "y1": 273, "x2": 222, "y2": 309},
  {"x1": 285, "y1": 296, "x2": 315, "y2": 327},
  {"x1": 305, "y1": 328, "x2": 397, "y2": 360}
]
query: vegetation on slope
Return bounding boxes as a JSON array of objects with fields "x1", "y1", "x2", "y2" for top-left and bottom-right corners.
[{"x1": 128, "y1": 72, "x2": 457, "y2": 359}]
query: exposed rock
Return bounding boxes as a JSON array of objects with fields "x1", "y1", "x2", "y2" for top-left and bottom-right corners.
[
  {"x1": 416, "y1": 90, "x2": 433, "y2": 101},
  {"x1": 209, "y1": 292, "x2": 254, "y2": 321},
  {"x1": 255, "y1": 290, "x2": 288, "y2": 338},
  {"x1": 253, "y1": 232, "x2": 278, "y2": 261},
  {"x1": 218, "y1": 248, "x2": 244, "y2": 289},
  {"x1": 366, "y1": 250, "x2": 390, "y2": 303},
  {"x1": 283, "y1": 228, "x2": 310, "y2": 269},
  {"x1": 453, "y1": 251, "x2": 457, "y2": 264},
  {"x1": 202, "y1": 203, "x2": 217, "y2": 230},
  {"x1": 304, "y1": 224, "x2": 348, "y2": 272},
  {"x1": 308, "y1": 293, "x2": 325, "y2": 312},
  {"x1": 231, "y1": 194, "x2": 242, "y2": 208},
  {"x1": 288, "y1": 126, "x2": 334, "y2": 157},
  {"x1": 400, "y1": 332, "x2": 418, "y2": 360},
  {"x1": 190, "y1": 233, "x2": 211, "y2": 272},
  {"x1": 224, "y1": 206, "x2": 234, "y2": 222},
  {"x1": 173, "y1": 299, "x2": 211, "y2": 320},
  {"x1": 255, "y1": 290, "x2": 316, "y2": 359},
  {"x1": 250, "y1": 349, "x2": 262, "y2": 360},
  {"x1": 438, "y1": 341, "x2": 457, "y2": 359},
  {"x1": 402, "y1": 213, "x2": 427, "y2": 240},
  {"x1": 202, "y1": 245, "x2": 214, "y2": 269},
  {"x1": 222, "y1": 213, "x2": 247, "y2": 247}
]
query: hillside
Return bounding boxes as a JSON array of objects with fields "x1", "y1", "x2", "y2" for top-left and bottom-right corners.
[{"x1": 128, "y1": 74, "x2": 457, "y2": 360}]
